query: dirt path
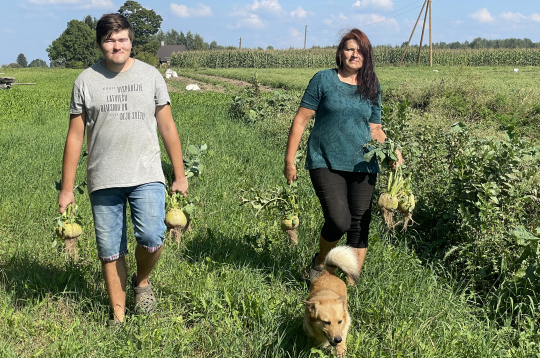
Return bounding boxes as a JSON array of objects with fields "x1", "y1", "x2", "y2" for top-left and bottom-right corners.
[
  {"x1": 193, "y1": 74, "x2": 273, "y2": 92},
  {"x1": 166, "y1": 75, "x2": 226, "y2": 93}
]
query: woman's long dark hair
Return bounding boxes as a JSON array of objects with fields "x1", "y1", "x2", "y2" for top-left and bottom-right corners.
[{"x1": 336, "y1": 29, "x2": 379, "y2": 104}]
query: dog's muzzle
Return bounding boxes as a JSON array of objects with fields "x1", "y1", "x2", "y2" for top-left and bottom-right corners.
[{"x1": 328, "y1": 336, "x2": 342, "y2": 346}]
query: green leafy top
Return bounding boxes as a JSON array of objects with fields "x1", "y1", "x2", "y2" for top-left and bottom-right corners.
[
  {"x1": 184, "y1": 144, "x2": 207, "y2": 179},
  {"x1": 241, "y1": 181, "x2": 299, "y2": 217},
  {"x1": 165, "y1": 191, "x2": 197, "y2": 217},
  {"x1": 55, "y1": 204, "x2": 83, "y2": 228},
  {"x1": 363, "y1": 137, "x2": 402, "y2": 170}
]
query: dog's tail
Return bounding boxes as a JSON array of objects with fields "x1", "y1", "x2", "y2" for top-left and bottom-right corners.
[{"x1": 324, "y1": 246, "x2": 359, "y2": 284}]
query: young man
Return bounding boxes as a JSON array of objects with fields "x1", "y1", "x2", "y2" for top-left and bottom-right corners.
[{"x1": 58, "y1": 13, "x2": 188, "y2": 325}]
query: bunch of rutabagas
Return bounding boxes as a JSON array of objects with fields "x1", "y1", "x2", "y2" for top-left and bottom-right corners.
[{"x1": 364, "y1": 138, "x2": 415, "y2": 231}]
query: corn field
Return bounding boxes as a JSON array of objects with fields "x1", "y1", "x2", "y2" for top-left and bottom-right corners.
[{"x1": 170, "y1": 48, "x2": 540, "y2": 68}]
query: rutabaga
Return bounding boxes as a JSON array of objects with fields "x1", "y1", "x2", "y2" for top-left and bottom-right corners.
[{"x1": 364, "y1": 138, "x2": 416, "y2": 231}]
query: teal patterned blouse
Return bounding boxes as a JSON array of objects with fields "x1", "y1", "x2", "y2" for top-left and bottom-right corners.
[{"x1": 300, "y1": 69, "x2": 381, "y2": 173}]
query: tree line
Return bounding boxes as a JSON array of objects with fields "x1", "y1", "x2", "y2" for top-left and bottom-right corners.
[
  {"x1": 42, "y1": 1, "x2": 223, "y2": 68},
  {"x1": 313, "y1": 37, "x2": 540, "y2": 51},
  {"x1": 392, "y1": 37, "x2": 540, "y2": 50},
  {"x1": 155, "y1": 29, "x2": 236, "y2": 51},
  {"x1": 1, "y1": 54, "x2": 48, "y2": 68}
]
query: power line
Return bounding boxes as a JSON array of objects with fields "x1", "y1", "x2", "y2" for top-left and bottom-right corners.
[
  {"x1": 229, "y1": 0, "x2": 430, "y2": 48},
  {"x1": 243, "y1": 3, "x2": 426, "y2": 47}
]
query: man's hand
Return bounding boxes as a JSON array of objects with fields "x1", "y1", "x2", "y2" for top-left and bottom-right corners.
[
  {"x1": 171, "y1": 176, "x2": 188, "y2": 197},
  {"x1": 58, "y1": 190, "x2": 75, "y2": 213}
]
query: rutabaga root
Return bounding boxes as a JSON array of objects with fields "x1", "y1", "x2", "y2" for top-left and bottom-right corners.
[
  {"x1": 168, "y1": 218, "x2": 191, "y2": 248},
  {"x1": 285, "y1": 229, "x2": 298, "y2": 246},
  {"x1": 381, "y1": 207, "x2": 396, "y2": 230},
  {"x1": 169, "y1": 227, "x2": 184, "y2": 248},
  {"x1": 401, "y1": 212, "x2": 416, "y2": 232},
  {"x1": 64, "y1": 237, "x2": 79, "y2": 260}
]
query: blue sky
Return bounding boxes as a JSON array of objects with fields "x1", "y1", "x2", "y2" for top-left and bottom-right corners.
[{"x1": 1, "y1": 0, "x2": 539, "y2": 66}]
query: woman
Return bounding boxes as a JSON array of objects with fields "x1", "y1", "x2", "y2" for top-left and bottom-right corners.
[{"x1": 283, "y1": 29, "x2": 402, "y2": 282}]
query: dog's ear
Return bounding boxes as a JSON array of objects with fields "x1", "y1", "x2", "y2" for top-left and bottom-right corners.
[
  {"x1": 336, "y1": 295, "x2": 347, "y2": 309},
  {"x1": 304, "y1": 300, "x2": 318, "y2": 315}
]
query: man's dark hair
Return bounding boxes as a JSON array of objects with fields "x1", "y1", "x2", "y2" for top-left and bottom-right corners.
[{"x1": 96, "y1": 13, "x2": 134, "y2": 46}]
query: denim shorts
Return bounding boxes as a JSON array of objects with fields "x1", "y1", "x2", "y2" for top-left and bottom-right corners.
[{"x1": 89, "y1": 182, "x2": 166, "y2": 262}]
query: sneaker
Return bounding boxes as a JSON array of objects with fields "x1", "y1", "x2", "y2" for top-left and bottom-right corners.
[{"x1": 309, "y1": 253, "x2": 324, "y2": 282}]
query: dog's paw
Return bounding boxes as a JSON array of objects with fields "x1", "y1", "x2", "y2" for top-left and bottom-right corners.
[{"x1": 335, "y1": 344, "x2": 347, "y2": 357}]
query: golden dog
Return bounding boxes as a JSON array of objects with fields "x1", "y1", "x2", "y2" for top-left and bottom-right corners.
[{"x1": 303, "y1": 246, "x2": 359, "y2": 357}]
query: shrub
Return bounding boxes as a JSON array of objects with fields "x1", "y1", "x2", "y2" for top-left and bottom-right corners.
[
  {"x1": 381, "y1": 99, "x2": 540, "y2": 328},
  {"x1": 134, "y1": 51, "x2": 159, "y2": 67}
]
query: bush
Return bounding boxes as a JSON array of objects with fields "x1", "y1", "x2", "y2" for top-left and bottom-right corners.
[
  {"x1": 134, "y1": 52, "x2": 159, "y2": 67},
  {"x1": 28, "y1": 59, "x2": 49, "y2": 68},
  {"x1": 228, "y1": 74, "x2": 300, "y2": 124},
  {"x1": 381, "y1": 99, "x2": 540, "y2": 329},
  {"x1": 65, "y1": 60, "x2": 85, "y2": 69}
]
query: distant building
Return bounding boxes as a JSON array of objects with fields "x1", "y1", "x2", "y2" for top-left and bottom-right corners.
[{"x1": 157, "y1": 42, "x2": 186, "y2": 64}]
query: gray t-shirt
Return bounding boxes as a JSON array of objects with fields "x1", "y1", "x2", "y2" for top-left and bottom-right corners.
[{"x1": 70, "y1": 59, "x2": 170, "y2": 193}]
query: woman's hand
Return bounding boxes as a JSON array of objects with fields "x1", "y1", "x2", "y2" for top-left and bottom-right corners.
[
  {"x1": 390, "y1": 149, "x2": 404, "y2": 170},
  {"x1": 283, "y1": 107, "x2": 315, "y2": 184},
  {"x1": 284, "y1": 162, "x2": 297, "y2": 185}
]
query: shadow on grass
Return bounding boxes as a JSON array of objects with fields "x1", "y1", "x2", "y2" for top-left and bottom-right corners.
[
  {"x1": 183, "y1": 226, "x2": 309, "y2": 284},
  {"x1": 0, "y1": 253, "x2": 107, "y2": 311},
  {"x1": 263, "y1": 319, "x2": 314, "y2": 358}
]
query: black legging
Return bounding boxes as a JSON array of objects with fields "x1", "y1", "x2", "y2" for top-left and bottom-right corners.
[{"x1": 309, "y1": 168, "x2": 376, "y2": 248}]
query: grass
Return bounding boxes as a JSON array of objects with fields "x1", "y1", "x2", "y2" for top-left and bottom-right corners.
[
  {"x1": 179, "y1": 65, "x2": 540, "y2": 93},
  {"x1": 181, "y1": 66, "x2": 540, "y2": 141},
  {"x1": 0, "y1": 66, "x2": 536, "y2": 357}
]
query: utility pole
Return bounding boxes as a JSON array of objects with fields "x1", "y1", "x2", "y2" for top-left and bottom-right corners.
[
  {"x1": 304, "y1": 25, "x2": 307, "y2": 50},
  {"x1": 416, "y1": 0, "x2": 430, "y2": 64},
  {"x1": 239, "y1": 37, "x2": 242, "y2": 49},
  {"x1": 399, "y1": 0, "x2": 428, "y2": 67},
  {"x1": 398, "y1": 0, "x2": 433, "y2": 67},
  {"x1": 429, "y1": 0, "x2": 433, "y2": 67}
]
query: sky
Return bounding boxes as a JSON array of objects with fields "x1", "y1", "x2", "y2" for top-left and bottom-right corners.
[{"x1": 1, "y1": 0, "x2": 539, "y2": 66}]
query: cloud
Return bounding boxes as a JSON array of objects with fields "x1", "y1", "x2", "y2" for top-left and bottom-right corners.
[
  {"x1": 247, "y1": 0, "x2": 284, "y2": 14},
  {"x1": 469, "y1": 8, "x2": 495, "y2": 23},
  {"x1": 532, "y1": 13, "x2": 540, "y2": 23},
  {"x1": 289, "y1": 28, "x2": 302, "y2": 39},
  {"x1": 290, "y1": 7, "x2": 307, "y2": 19},
  {"x1": 170, "y1": 3, "x2": 212, "y2": 18},
  {"x1": 352, "y1": 0, "x2": 393, "y2": 10},
  {"x1": 28, "y1": 0, "x2": 114, "y2": 8},
  {"x1": 29, "y1": 0, "x2": 80, "y2": 3},
  {"x1": 4, "y1": 28, "x2": 14, "y2": 33},
  {"x1": 499, "y1": 11, "x2": 526, "y2": 22},
  {"x1": 228, "y1": 13, "x2": 265, "y2": 29},
  {"x1": 352, "y1": 13, "x2": 400, "y2": 31},
  {"x1": 322, "y1": 13, "x2": 349, "y2": 25}
]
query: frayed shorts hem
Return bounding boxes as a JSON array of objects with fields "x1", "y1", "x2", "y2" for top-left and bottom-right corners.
[
  {"x1": 99, "y1": 249, "x2": 129, "y2": 262},
  {"x1": 139, "y1": 243, "x2": 163, "y2": 254}
]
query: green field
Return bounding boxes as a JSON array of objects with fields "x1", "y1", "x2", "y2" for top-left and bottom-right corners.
[
  {"x1": 0, "y1": 66, "x2": 539, "y2": 357},
  {"x1": 169, "y1": 48, "x2": 540, "y2": 68},
  {"x1": 180, "y1": 65, "x2": 540, "y2": 93}
]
